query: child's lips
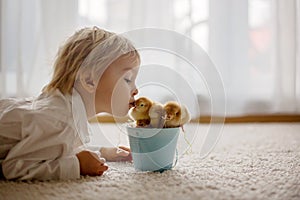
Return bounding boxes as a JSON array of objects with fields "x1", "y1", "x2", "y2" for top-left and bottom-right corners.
[{"x1": 129, "y1": 101, "x2": 135, "y2": 108}]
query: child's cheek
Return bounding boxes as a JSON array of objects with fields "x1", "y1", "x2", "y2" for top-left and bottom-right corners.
[{"x1": 111, "y1": 83, "x2": 131, "y2": 116}]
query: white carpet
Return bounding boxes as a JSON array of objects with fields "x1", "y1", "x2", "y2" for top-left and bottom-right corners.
[{"x1": 0, "y1": 123, "x2": 300, "y2": 200}]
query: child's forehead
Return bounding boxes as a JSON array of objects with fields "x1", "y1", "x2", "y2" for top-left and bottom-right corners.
[{"x1": 114, "y1": 55, "x2": 140, "y2": 71}]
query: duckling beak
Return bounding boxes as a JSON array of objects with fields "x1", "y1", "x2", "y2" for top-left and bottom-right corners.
[
  {"x1": 162, "y1": 114, "x2": 172, "y2": 121},
  {"x1": 165, "y1": 114, "x2": 173, "y2": 121}
]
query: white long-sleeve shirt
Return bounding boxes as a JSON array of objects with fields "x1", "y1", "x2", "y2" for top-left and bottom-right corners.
[{"x1": 0, "y1": 89, "x2": 95, "y2": 180}]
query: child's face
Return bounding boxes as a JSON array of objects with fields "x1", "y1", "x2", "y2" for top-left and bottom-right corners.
[{"x1": 95, "y1": 55, "x2": 139, "y2": 117}]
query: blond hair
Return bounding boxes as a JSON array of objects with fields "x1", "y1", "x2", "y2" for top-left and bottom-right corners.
[{"x1": 43, "y1": 27, "x2": 139, "y2": 94}]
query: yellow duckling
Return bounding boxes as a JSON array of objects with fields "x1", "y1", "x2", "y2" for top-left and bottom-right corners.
[
  {"x1": 163, "y1": 101, "x2": 191, "y2": 128},
  {"x1": 128, "y1": 97, "x2": 153, "y2": 127}
]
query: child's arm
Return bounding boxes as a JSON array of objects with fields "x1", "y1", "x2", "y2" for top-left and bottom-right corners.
[
  {"x1": 86, "y1": 145, "x2": 132, "y2": 162},
  {"x1": 100, "y1": 146, "x2": 132, "y2": 162},
  {"x1": 2, "y1": 112, "x2": 105, "y2": 180}
]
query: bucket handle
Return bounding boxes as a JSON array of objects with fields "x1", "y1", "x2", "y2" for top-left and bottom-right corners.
[{"x1": 172, "y1": 148, "x2": 179, "y2": 168}]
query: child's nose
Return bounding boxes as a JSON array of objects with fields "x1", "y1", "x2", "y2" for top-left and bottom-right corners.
[{"x1": 131, "y1": 88, "x2": 138, "y2": 96}]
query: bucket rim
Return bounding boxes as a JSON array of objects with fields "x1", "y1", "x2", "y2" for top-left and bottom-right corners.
[
  {"x1": 126, "y1": 126, "x2": 180, "y2": 138},
  {"x1": 126, "y1": 126, "x2": 180, "y2": 131}
]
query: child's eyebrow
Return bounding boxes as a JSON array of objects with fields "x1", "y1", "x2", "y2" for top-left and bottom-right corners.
[
  {"x1": 123, "y1": 67, "x2": 133, "y2": 71},
  {"x1": 123, "y1": 66, "x2": 139, "y2": 72}
]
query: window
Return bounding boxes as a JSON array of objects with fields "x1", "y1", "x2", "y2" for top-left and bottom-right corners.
[
  {"x1": 174, "y1": 0, "x2": 209, "y2": 52},
  {"x1": 1, "y1": 0, "x2": 299, "y2": 115}
]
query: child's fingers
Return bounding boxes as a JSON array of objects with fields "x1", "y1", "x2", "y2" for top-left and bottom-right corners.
[
  {"x1": 98, "y1": 171, "x2": 105, "y2": 176},
  {"x1": 115, "y1": 148, "x2": 132, "y2": 162},
  {"x1": 98, "y1": 157, "x2": 106, "y2": 164},
  {"x1": 116, "y1": 146, "x2": 132, "y2": 161},
  {"x1": 96, "y1": 163, "x2": 108, "y2": 174},
  {"x1": 116, "y1": 148, "x2": 130, "y2": 157},
  {"x1": 98, "y1": 164, "x2": 109, "y2": 172},
  {"x1": 90, "y1": 151, "x2": 106, "y2": 163},
  {"x1": 118, "y1": 146, "x2": 131, "y2": 152}
]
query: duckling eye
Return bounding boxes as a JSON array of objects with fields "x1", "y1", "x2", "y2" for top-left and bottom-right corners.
[{"x1": 140, "y1": 104, "x2": 144, "y2": 107}]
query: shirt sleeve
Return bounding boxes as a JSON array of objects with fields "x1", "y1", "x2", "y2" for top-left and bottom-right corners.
[{"x1": 2, "y1": 112, "x2": 81, "y2": 180}]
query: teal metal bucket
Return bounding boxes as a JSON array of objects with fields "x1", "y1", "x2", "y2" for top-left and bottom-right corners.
[{"x1": 127, "y1": 127, "x2": 179, "y2": 172}]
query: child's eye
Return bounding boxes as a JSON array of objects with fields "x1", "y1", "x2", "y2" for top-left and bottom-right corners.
[{"x1": 124, "y1": 78, "x2": 132, "y2": 83}]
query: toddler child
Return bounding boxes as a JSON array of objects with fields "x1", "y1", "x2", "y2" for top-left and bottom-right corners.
[{"x1": 0, "y1": 26, "x2": 140, "y2": 180}]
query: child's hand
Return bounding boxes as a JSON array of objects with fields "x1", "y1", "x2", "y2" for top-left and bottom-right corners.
[
  {"x1": 100, "y1": 146, "x2": 132, "y2": 162},
  {"x1": 76, "y1": 150, "x2": 108, "y2": 176}
]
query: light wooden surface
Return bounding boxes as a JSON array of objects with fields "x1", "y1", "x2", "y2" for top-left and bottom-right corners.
[{"x1": 91, "y1": 114, "x2": 300, "y2": 123}]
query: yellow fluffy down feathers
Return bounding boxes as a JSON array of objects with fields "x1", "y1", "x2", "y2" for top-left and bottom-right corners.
[{"x1": 128, "y1": 97, "x2": 191, "y2": 128}]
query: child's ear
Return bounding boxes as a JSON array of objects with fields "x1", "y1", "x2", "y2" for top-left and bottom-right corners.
[{"x1": 79, "y1": 71, "x2": 96, "y2": 93}]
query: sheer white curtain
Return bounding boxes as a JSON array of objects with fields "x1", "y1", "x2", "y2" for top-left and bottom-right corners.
[
  {"x1": 0, "y1": 0, "x2": 78, "y2": 97},
  {"x1": 0, "y1": 0, "x2": 299, "y2": 116},
  {"x1": 298, "y1": 0, "x2": 300, "y2": 111},
  {"x1": 274, "y1": 0, "x2": 300, "y2": 113}
]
